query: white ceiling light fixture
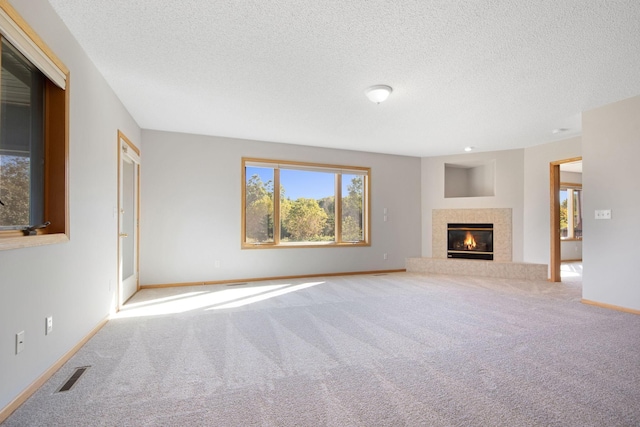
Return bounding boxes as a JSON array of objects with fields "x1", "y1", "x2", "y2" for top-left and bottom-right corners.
[{"x1": 365, "y1": 85, "x2": 393, "y2": 104}]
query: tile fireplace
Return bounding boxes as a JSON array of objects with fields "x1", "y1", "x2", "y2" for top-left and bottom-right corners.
[{"x1": 433, "y1": 208, "x2": 511, "y2": 262}]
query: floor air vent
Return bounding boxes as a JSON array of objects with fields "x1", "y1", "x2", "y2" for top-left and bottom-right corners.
[{"x1": 57, "y1": 366, "x2": 90, "y2": 392}]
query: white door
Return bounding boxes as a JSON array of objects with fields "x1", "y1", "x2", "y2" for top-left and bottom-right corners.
[{"x1": 118, "y1": 136, "x2": 140, "y2": 306}]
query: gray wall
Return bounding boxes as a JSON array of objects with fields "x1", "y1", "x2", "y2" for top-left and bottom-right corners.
[
  {"x1": 139, "y1": 130, "x2": 422, "y2": 285},
  {"x1": 0, "y1": 0, "x2": 141, "y2": 412},
  {"x1": 582, "y1": 95, "x2": 640, "y2": 311},
  {"x1": 421, "y1": 149, "x2": 525, "y2": 261}
]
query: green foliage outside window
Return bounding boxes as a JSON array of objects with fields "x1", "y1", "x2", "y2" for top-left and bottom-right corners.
[
  {"x1": 282, "y1": 198, "x2": 328, "y2": 241},
  {"x1": 245, "y1": 174, "x2": 274, "y2": 243},
  {"x1": 244, "y1": 166, "x2": 366, "y2": 245}
]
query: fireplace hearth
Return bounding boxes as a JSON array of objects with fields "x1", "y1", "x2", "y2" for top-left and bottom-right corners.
[{"x1": 447, "y1": 223, "x2": 493, "y2": 260}]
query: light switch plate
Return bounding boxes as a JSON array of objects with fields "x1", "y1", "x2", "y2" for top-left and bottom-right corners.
[
  {"x1": 595, "y1": 209, "x2": 611, "y2": 220},
  {"x1": 16, "y1": 331, "x2": 25, "y2": 354}
]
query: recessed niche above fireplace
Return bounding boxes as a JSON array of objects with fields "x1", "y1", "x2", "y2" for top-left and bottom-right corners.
[
  {"x1": 447, "y1": 223, "x2": 494, "y2": 260},
  {"x1": 444, "y1": 160, "x2": 496, "y2": 198}
]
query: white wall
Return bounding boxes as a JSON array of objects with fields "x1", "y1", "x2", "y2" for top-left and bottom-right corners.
[
  {"x1": 561, "y1": 240, "x2": 582, "y2": 261},
  {"x1": 522, "y1": 137, "x2": 581, "y2": 267},
  {"x1": 582, "y1": 95, "x2": 640, "y2": 311},
  {"x1": 560, "y1": 171, "x2": 582, "y2": 184},
  {"x1": 0, "y1": 0, "x2": 140, "y2": 412},
  {"x1": 444, "y1": 166, "x2": 469, "y2": 198},
  {"x1": 468, "y1": 162, "x2": 496, "y2": 198},
  {"x1": 140, "y1": 130, "x2": 422, "y2": 285},
  {"x1": 444, "y1": 162, "x2": 495, "y2": 198},
  {"x1": 422, "y1": 149, "x2": 525, "y2": 261}
]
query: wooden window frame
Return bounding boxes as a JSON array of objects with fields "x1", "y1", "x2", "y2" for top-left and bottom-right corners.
[
  {"x1": 0, "y1": 1, "x2": 69, "y2": 251},
  {"x1": 242, "y1": 158, "x2": 371, "y2": 249}
]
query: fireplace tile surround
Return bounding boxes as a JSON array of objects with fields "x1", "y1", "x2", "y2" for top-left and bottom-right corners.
[
  {"x1": 406, "y1": 257, "x2": 548, "y2": 281},
  {"x1": 406, "y1": 208, "x2": 548, "y2": 281},
  {"x1": 433, "y1": 208, "x2": 511, "y2": 262}
]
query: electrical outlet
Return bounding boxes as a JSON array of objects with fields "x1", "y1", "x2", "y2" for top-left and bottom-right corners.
[
  {"x1": 46, "y1": 317, "x2": 53, "y2": 335},
  {"x1": 16, "y1": 331, "x2": 25, "y2": 354}
]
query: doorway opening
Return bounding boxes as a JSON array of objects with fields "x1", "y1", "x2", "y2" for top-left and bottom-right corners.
[
  {"x1": 118, "y1": 131, "x2": 140, "y2": 308},
  {"x1": 549, "y1": 157, "x2": 582, "y2": 282}
]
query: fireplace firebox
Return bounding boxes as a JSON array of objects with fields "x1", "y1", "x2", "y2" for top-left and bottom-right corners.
[{"x1": 447, "y1": 223, "x2": 493, "y2": 260}]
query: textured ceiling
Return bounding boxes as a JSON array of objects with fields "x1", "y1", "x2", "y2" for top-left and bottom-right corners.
[{"x1": 47, "y1": 0, "x2": 640, "y2": 157}]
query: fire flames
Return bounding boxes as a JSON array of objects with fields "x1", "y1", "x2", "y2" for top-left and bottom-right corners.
[{"x1": 464, "y1": 231, "x2": 477, "y2": 250}]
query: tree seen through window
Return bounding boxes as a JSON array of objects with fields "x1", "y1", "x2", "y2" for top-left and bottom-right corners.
[{"x1": 244, "y1": 161, "x2": 368, "y2": 246}]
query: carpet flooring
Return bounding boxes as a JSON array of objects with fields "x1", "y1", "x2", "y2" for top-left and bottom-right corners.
[{"x1": 3, "y1": 271, "x2": 639, "y2": 426}]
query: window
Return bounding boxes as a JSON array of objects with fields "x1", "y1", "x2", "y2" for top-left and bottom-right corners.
[
  {"x1": 560, "y1": 184, "x2": 582, "y2": 240},
  {"x1": 0, "y1": 2, "x2": 69, "y2": 250},
  {"x1": 0, "y1": 38, "x2": 45, "y2": 228},
  {"x1": 242, "y1": 158, "x2": 370, "y2": 248}
]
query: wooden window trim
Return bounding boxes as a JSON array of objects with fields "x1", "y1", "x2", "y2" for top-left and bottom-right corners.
[
  {"x1": 0, "y1": 1, "x2": 69, "y2": 251},
  {"x1": 560, "y1": 182, "x2": 582, "y2": 189},
  {"x1": 242, "y1": 157, "x2": 371, "y2": 249}
]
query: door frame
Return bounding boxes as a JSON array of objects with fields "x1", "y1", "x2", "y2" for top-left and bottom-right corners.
[
  {"x1": 117, "y1": 130, "x2": 141, "y2": 309},
  {"x1": 549, "y1": 156, "x2": 581, "y2": 282}
]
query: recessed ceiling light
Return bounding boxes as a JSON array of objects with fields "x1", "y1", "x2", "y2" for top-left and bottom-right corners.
[
  {"x1": 365, "y1": 85, "x2": 393, "y2": 104},
  {"x1": 464, "y1": 146, "x2": 474, "y2": 152},
  {"x1": 552, "y1": 128, "x2": 569, "y2": 134}
]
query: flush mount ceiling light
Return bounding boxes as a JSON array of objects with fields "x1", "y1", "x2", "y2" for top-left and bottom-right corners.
[{"x1": 365, "y1": 85, "x2": 393, "y2": 104}]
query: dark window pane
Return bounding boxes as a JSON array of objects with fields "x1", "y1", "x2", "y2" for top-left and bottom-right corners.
[{"x1": 0, "y1": 38, "x2": 45, "y2": 228}]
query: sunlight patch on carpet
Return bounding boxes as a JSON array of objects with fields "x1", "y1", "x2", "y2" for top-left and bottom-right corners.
[
  {"x1": 113, "y1": 281, "x2": 325, "y2": 318},
  {"x1": 207, "y1": 281, "x2": 325, "y2": 310}
]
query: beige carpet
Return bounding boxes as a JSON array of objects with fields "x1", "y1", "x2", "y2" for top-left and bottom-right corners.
[{"x1": 3, "y1": 272, "x2": 639, "y2": 426}]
